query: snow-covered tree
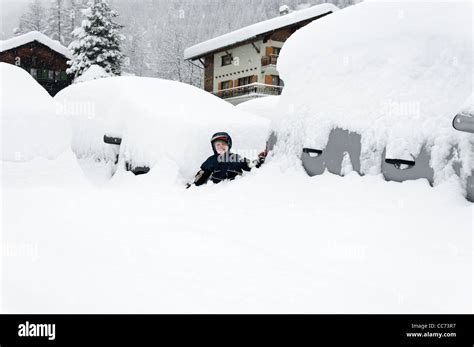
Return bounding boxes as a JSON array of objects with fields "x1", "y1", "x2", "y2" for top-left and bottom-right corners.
[
  {"x1": 67, "y1": 0, "x2": 125, "y2": 78},
  {"x1": 17, "y1": 0, "x2": 48, "y2": 34}
]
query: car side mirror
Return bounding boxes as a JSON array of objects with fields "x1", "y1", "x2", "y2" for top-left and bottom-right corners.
[
  {"x1": 103, "y1": 135, "x2": 122, "y2": 145},
  {"x1": 453, "y1": 113, "x2": 474, "y2": 133},
  {"x1": 385, "y1": 158, "x2": 415, "y2": 170},
  {"x1": 302, "y1": 148, "x2": 323, "y2": 158}
]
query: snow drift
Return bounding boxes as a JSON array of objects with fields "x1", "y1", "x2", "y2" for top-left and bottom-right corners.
[
  {"x1": 0, "y1": 63, "x2": 71, "y2": 161},
  {"x1": 275, "y1": 1, "x2": 474, "y2": 184},
  {"x1": 74, "y1": 64, "x2": 112, "y2": 83},
  {"x1": 54, "y1": 76, "x2": 270, "y2": 179}
]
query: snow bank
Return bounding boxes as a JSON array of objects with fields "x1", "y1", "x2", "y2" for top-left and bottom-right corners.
[
  {"x1": 55, "y1": 76, "x2": 270, "y2": 178},
  {"x1": 0, "y1": 63, "x2": 71, "y2": 161},
  {"x1": 1, "y1": 151, "x2": 90, "y2": 189},
  {"x1": 184, "y1": 3, "x2": 339, "y2": 60},
  {"x1": 0, "y1": 31, "x2": 72, "y2": 59},
  {"x1": 74, "y1": 65, "x2": 112, "y2": 83},
  {"x1": 276, "y1": 1, "x2": 474, "y2": 184}
]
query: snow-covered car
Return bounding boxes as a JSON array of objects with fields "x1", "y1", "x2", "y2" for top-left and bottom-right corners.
[
  {"x1": 266, "y1": 1, "x2": 474, "y2": 202},
  {"x1": 1, "y1": 63, "x2": 71, "y2": 162},
  {"x1": 54, "y1": 76, "x2": 270, "y2": 179}
]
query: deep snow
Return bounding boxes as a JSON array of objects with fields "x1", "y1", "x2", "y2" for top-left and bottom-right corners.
[{"x1": 1, "y1": 153, "x2": 472, "y2": 313}]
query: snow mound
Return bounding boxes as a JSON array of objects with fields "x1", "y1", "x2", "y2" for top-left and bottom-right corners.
[
  {"x1": 74, "y1": 65, "x2": 112, "y2": 83},
  {"x1": 54, "y1": 76, "x2": 270, "y2": 179},
  {"x1": 236, "y1": 96, "x2": 283, "y2": 124},
  {"x1": 0, "y1": 63, "x2": 71, "y2": 161},
  {"x1": 0, "y1": 31, "x2": 72, "y2": 59},
  {"x1": 276, "y1": 1, "x2": 474, "y2": 183}
]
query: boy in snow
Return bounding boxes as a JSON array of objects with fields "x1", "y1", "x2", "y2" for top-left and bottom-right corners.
[{"x1": 187, "y1": 132, "x2": 267, "y2": 188}]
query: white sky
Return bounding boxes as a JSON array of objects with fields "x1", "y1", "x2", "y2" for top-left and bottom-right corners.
[{"x1": 0, "y1": 0, "x2": 34, "y2": 38}]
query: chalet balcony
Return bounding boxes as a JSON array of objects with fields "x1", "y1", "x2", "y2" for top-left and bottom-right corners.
[
  {"x1": 212, "y1": 82, "x2": 283, "y2": 101},
  {"x1": 261, "y1": 55, "x2": 278, "y2": 66}
]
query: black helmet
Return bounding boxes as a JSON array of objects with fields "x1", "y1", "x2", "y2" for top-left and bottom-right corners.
[{"x1": 210, "y1": 132, "x2": 232, "y2": 154}]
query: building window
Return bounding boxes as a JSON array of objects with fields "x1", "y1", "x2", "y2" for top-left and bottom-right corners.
[
  {"x1": 221, "y1": 80, "x2": 231, "y2": 90},
  {"x1": 271, "y1": 75, "x2": 282, "y2": 86},
  {"x1": 221, "y1": 54, "x2": 232, "y2": 66},
  {"x1": 37, "y1": 69, "x2": 49, "y2": 80},
  {"x1": 60, "y1": 71, "x2": 68, "y2": 81},
  {"x1": 48, "y1": 70, "x2": 54, "y2": 80},
  {"x1": 30, "y1": 68, "x2": 37, "y2": 79},
  {"x1": 272, "y1": 47, "x2": 281, "y2": 56},
  {"x1": 238, "y1": 76, "x2": 252, "y2": 86}
]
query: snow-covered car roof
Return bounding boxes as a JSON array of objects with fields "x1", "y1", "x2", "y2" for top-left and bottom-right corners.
[
  {"x1": 0, "y1": 31, "x2": 72, "y2": 59},
  {"x1": 183, "y1": 3, "x2": 339, "y2": 60}
]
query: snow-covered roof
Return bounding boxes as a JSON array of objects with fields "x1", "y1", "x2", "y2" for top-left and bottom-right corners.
[
  {"x1": 0, "y1": 31, "x2": 72, "y2": 59},
  {"x1": 183, "y1": 3, "x2": 339, "y2": 60}
]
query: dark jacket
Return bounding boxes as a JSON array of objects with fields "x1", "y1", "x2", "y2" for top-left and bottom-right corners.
[
  {"x1": 195, "y1": 152, "x2": 252, "y2": 186},
  {"x1": 191, "y1": 132, "x2": 264, "y2": 187}
]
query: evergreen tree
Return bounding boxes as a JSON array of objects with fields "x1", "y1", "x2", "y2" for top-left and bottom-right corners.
[{"x1": 67, "y1": 0, "x2": 125, "y2": 78}]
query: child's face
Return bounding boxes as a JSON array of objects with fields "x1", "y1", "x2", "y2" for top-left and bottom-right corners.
[{"x1": 214, "y1": 141, "x2": 228, "y2": 154}]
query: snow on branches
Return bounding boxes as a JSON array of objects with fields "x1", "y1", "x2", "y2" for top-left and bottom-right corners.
[{"x1": 67, "y1": 0, "x2": 125, "y2": 79}]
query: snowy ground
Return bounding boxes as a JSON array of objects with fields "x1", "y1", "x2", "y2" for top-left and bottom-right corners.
[{"x1": 1, "y1": 152, "x2": 472, "y2": 313}]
